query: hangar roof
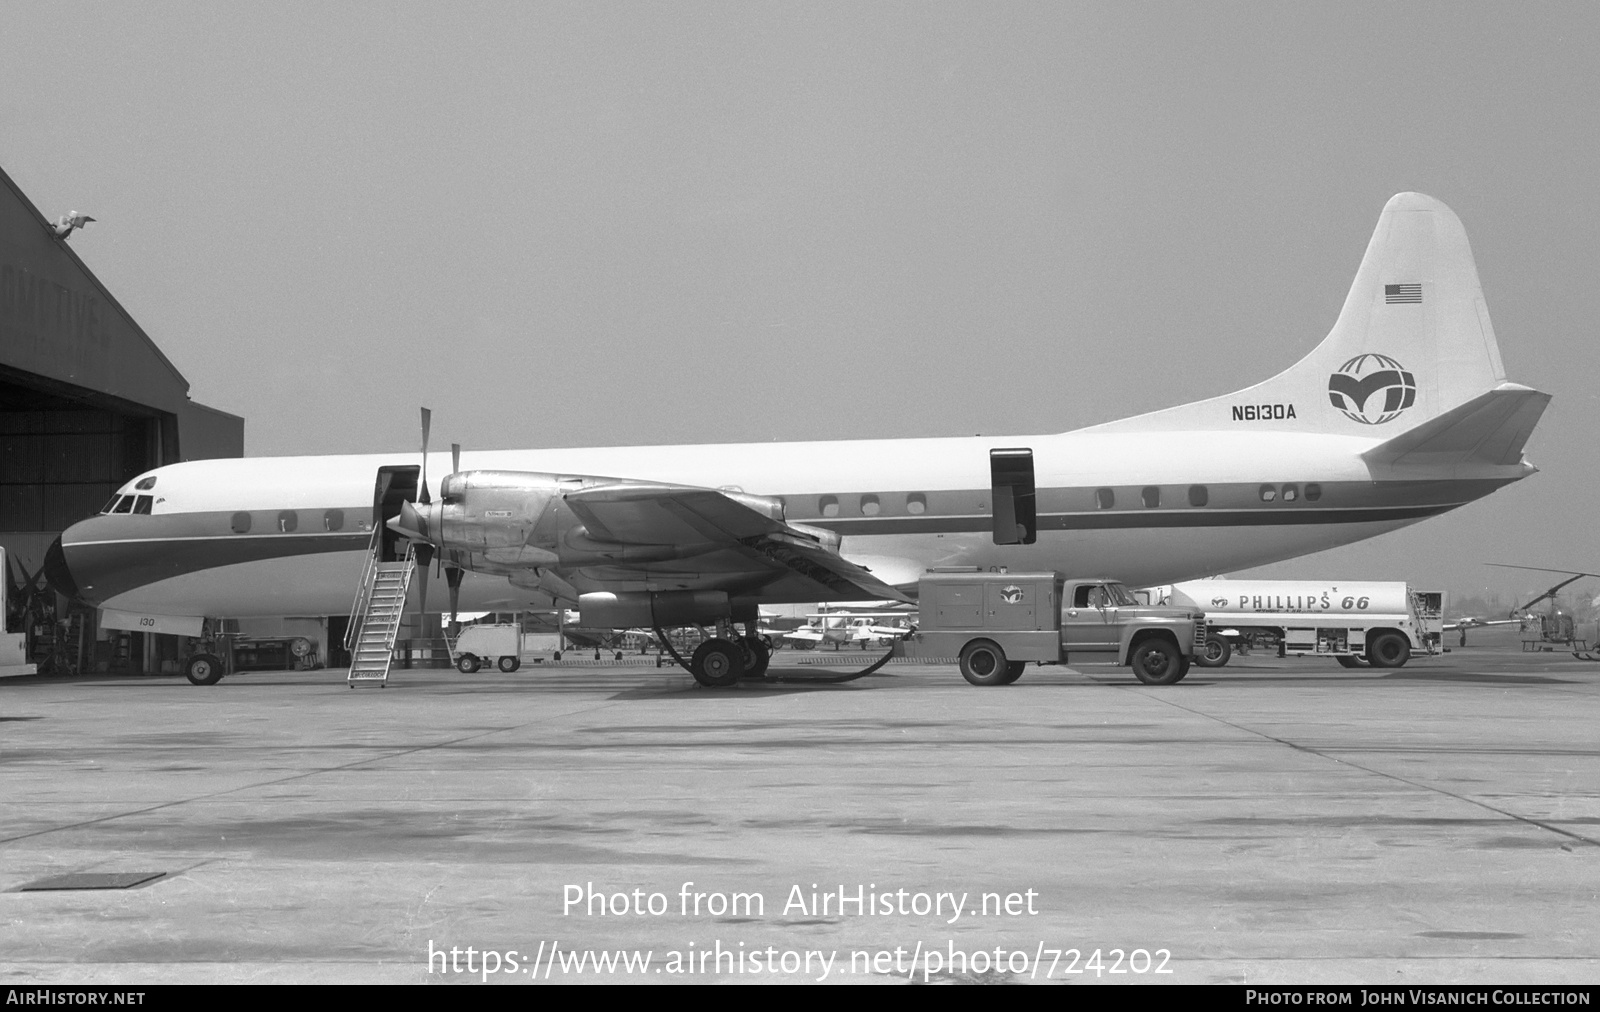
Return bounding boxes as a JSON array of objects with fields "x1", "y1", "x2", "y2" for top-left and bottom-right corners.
[{"x1": 0, "y1": 163, "x2": 196, "y2": 415}]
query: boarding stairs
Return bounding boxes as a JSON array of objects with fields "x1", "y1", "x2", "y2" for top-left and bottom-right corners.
[{"x1": 345, "y1": 537, "x2": 416, "y2": 687}]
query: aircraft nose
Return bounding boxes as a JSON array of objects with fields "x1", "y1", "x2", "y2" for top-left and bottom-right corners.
[{"x1": 43, "y1": 534, "x2": 82, "y2": 602}]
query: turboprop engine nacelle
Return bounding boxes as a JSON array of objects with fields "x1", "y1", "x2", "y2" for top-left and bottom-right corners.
[{"x1": 392, "y1": 469, "x2": 564, "y2": 554}]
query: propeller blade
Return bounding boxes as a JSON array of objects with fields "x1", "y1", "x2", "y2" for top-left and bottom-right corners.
[
  {"x1": 451, "y1": 442, "x2": 461, "y2": 476},
  {"x1": 419, "y1": 407, "x2": 432, "y2": 505},
  {"x1": 446, "y1": 565, "x2": 464, "y2": 626},
  {"x1": 413, "y1": 543, "x2": 433, "y2": 618}
]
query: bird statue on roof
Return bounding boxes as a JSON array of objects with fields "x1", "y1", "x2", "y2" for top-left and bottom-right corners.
[{"x1": 51, "y1": 211, "x2": 96, "y2": 238}]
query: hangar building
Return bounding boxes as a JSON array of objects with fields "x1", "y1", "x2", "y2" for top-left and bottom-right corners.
[{"x1": 1, "y1": 163, "x2": 243, "y2": 673}]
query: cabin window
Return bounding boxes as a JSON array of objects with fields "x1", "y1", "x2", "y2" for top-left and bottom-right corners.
[
  {"x1": 1188, "y1": 484, "x2": 1208, "y2": 507},
  {"x1": 1304, "y1": 483, "x2": 1322, "y2": 502},
  {"x1": 1141, "y1": 486, "x2": 1160, "y2": 508},
  {"x1": 1095, "y1": 488, "x2": 1115, "y2": 510},
  {"x1": 132, "y1": 496, "x2": 153, "y2": 515},
  {"x1": 860, "y1": 494, "x2": 881, "y2": 516},
  {"x1": 1281, "y1": 484, "x2": 1298, "y2": 502},
  {"x1": 231, "y1": 511, "x2": 253, "y2": 534},
  {"x1": 906, "y1": 493, "x2": 927, "y2": 515},
  {"x1": 111, "y1": 496, "x2": 133, "y2": 514},
  {"x1": 135, "y1": 476, "x2": 157, "y2": 490},
  {"x1": 1259, "y1": 485, "x2": 1277, "y2": 502},
  {"x1": 324, "y1": 509, "x2": 344, "y2": 531},
  {"x1": 278, "y1": 510, "x2": 298, "y2": 533},
  {"x1": 819, "y1": 495, "x2": 839, "y2": 518},
  {"x1": 989, "y1": 448, "x2": 1037, "y2": 545}
]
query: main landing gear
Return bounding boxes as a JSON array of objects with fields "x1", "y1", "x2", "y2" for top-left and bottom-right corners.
[{"x1": 668, "y1": 621, "x2": 774, "y2": 688}]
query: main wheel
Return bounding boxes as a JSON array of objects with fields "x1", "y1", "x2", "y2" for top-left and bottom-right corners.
[
  {"x1": 1367, "y1": 631, "x2": 1411, "y2": 668},
  {"x1": 456, "y1": 654, "x2": 481, "y2": 673},
  {"x1": 497, "y1": 656, "x2": 520, "y2": 672},
  {"x1": 998, "y1": 660, "x2": 1027, "y2": 685},
  {"x1": 959, "y1": 640, "x2": 1010, "y2": 686},
  {"x1": 691, "y1": 638, "x2": 745, "y2": 688},
  {"x1": 1130, "y1": 638, "x2": 1186, "y2": 685},
  {"x1": 1195, "y1": 635, "x2": 1232, "y2": 668},
  {"x1": 1336, "y1": 655, "x2": 1369, "y2": 668},
  {"x1": 185, "y1": 653, "x2": 224, "y2": 686},
  {"x1": 739, "y1": 636, "x2": 771, "y2": 680}
]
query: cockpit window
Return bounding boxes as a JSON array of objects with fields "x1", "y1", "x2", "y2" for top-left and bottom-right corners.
[
  {"x1": 132, "y1": 496, "x2": 153, "y2": 515},
  {"x1": 111, "y1": 496, "x2": 134, "y2": 514},
  {"x1": 135, "y1": 476, "x2": 157, "y2": 490},
  {"x1": 101, "y1": 497, "x2": 121, "y2": 514}
]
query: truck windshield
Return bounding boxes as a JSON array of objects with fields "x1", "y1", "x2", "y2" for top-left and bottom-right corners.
[{"x1": 1103, "y1": 583, "x2": 1138, "y2": 606}]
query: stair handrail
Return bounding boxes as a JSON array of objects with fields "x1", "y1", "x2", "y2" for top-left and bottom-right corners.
[{"x1": 344, "y1": 521, "x2": 385, "y2": 654}]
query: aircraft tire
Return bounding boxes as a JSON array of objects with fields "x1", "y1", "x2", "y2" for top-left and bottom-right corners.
[
  {"x1": 1336, "y1": 655, "x2": 1369, "y2": 668},
  {"x1": 691, "y1": 639, "x2": 744, "y2": 688},
  {"x1": 738, "y1": 636, "x2": 771, "y2": 680},
  {"x1": 1195, "y1": 635, "x2": 1232, "y2": 668},
  {"x1": 457, "y1": 654, "x2": 481, "y2": 673},
  {"x1": 185, "y1": 653, "x2": 224, "y2": 686},
  {"x1": 497, "y1": 656, "x2": 520, "y2": 673},
  {"x1": 1367, "y1": 631, "x2": 1411, "y2": 668},
  {"x1": 959, "y1": 640, "x2": 1010, "y2": 686},
  {"x1": 1130, "y1": 637, "x2": 1186, "y2": 685}
]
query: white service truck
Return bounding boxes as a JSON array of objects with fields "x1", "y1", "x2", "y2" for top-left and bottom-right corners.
[
  {"x1": 450, "y1": 623, "x2": 524, "y2": 673},
  {"x1": 1141, "y1": 580, "x2": 1442, "y2": 669}
]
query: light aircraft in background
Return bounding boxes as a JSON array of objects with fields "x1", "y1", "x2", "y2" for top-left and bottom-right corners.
[
  {"x1": 1447, "y1": 564, "x2": 1599, "y2": 650},
  {"x1": 782, "y1": 609, "x2": 914, "y2": 650},
  {"x1": 49, "y1": 193, "x2": 1551, "y2": 687}
]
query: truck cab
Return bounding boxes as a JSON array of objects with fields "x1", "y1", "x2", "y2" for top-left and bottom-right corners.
[{"x1": 902, "y1": 571, "x2": 1206, "y2": 686}]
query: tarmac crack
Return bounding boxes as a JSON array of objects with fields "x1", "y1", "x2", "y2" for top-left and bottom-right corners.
[
  {"x1": 0, "y1": 700, "x2": 624, "y2": 848},
  {"x1": 1128, "y1": 688, "x2": 1600, "y2": 849}
]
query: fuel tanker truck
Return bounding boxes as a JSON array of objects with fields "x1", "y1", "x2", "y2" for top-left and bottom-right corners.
[{"x1": 1139, "y1": 580, "x2": 1443, "y2": 669}]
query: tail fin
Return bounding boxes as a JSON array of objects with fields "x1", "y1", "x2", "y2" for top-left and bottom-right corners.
[{"x1": 1088, "y1": 193, "x2": 1522, "y2": 435}]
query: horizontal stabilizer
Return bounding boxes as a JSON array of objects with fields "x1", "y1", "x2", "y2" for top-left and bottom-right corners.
[{"x1": 1360, "y1": 383, "x2": 1550, "y2": 471}]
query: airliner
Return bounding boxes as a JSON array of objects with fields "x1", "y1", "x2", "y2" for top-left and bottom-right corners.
[{"x1": 46, "y1": 193, "x2": 1550, "y2": 685}]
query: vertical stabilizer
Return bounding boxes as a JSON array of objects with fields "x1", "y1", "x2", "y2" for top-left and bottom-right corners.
[{"x1": 1088, "y1": 193, "x2": 1513, "y2": 435}]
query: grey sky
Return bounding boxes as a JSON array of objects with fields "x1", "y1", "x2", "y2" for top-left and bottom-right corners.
[{"x1": 3, "y1": 2, "x2": 1597, "y2": 600}]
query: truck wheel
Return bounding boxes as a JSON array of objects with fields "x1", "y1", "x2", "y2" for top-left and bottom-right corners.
[
  {"x1": 959, "y1": 640, "x2": 1011, "y2": 686},
  {"x1": 185, "y1": 653, "x2": 224, "y2": 686},
  {"x1": 1195, "y1": 635, "x2": 1231, "y2": 668},
  {"x1": 1130, "y1": 637, "x2": 1185, "y2": 685},
  {"x1": 1336, "y1": 655, "x2": 1369, "y2": 668},
  {"x1": 1367, "y1": 631, "x2": 1411, "y2": 668},
  {"x1": 497, "y1": 656, "x2": 520, "y2": 673},
  {"x1": 999, "y1": 660, "x2": 1027, "y2": 685},
  {"x1": 456, "y1": 654, "x2": 481, "y2": 673}
]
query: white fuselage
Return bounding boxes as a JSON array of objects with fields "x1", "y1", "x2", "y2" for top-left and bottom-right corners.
[{"x1": 58, "y1": 426, "x2": 1500, "y2": 621}]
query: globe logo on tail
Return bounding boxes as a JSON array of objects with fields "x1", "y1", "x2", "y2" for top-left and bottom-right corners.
[{"x1": 1327, "y1": 353, "x2": 1415, "y2": 425}]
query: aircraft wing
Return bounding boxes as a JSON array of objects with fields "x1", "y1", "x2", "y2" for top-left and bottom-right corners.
[
  {"x1": 565, "y1": 483, "x2": 911, "y2": 603},
  {"x1": 1442, "y1": 617, "x2": 1522, "y2": 631}
]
